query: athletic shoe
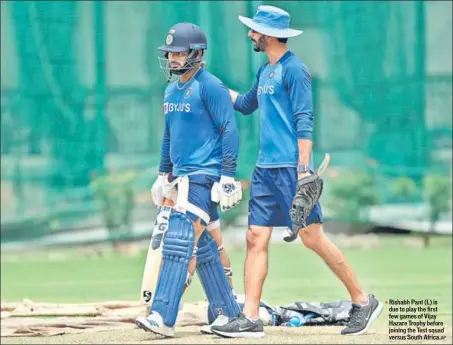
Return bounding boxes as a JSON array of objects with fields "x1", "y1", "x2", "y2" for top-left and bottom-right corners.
[
  {"x1": 341, "y1": 294, "x2": 383, "y2": 335},
  {"x1": 200, "y1": 314, "x2": 229, "y2": 335},
  {"x1": 135, "y1": 311, "x2": 175, "y2": 338},
  {"x1": 211, "y1": 313, "x2": 264, "y2": 338}
]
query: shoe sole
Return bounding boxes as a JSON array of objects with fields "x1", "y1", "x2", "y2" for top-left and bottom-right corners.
[
  {"x1": 135, "y1": 319, "x2": 175, "y2": 338},
  {"x1": 343, "y1": 301, "x2": 384, "y2": 336},
  {"x1": 212, "y1": 330, "x2": 265, "y2": 338},
  {"x1": 200, "y1": 328, "x2": 213, "y2": 335},
  {"x1": 201, "y1": 316, "x2": 230, "y2": 335}
]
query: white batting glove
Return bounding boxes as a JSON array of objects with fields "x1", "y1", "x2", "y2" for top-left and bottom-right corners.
[
  {"x1": 211, "y1": 176, "x2": 243, "y2": 212},
  {"x1": 162, "y1": 178, "x2": 177, "y2": 202},
  {"x1": 151, "y1": 173, "x2": 173, "y2": 206}
]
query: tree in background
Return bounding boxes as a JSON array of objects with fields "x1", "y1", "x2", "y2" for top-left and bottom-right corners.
[
  {"x1": 389, "y1": 176, "x2": 418, "y2": 203},
  {"x1": 388, "y1": 175, "x2": 451, "y2": 247},
  {"x1": 423, "y1": 175, "x2": 452, "y2": 247},
  {"x1": 91, "y1": 169, "x2": 137, "y2": 252},
  {"x1": 326, "y1": 171, "x2": 381, "y2": 233}
]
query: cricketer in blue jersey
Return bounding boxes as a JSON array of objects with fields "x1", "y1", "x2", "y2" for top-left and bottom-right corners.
[
  {"x1": 211, "y1": 6, "x2": 383, "y2": 339},
  {"x1": 135, "y1": 22, "x2": 242, "y2": 337}
]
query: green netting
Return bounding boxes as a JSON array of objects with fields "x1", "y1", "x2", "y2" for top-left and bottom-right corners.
[{"x1": 1, "y1": 1, "x2": 452, "y2": 243}]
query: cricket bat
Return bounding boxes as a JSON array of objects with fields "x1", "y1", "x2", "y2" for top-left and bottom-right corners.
[{"x1": 140, "y1": 198, "x2": 174, "y2": 314}]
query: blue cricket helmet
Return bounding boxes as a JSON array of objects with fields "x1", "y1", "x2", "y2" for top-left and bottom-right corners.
[{"x1": 158, "y1": 22, "x2": 207, "y2": 82}]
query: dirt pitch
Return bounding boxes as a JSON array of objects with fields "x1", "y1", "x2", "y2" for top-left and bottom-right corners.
[
  {"x1": 2, "y1": 237, "x2": 452, "y2": 344},
  {"x1": 2, "y1": 322, "x2": 452, "y2": 344}
]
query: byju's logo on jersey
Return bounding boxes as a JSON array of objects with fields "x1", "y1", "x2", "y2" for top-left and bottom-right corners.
[
  {"x1": 163, "y1": 102, "x2": 191, "y2": 114},
  {"x1": 257, "y1": 85, "x2": 275, "y2": 96}
]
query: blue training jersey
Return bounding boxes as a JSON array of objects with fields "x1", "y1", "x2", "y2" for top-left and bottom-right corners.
[
  {"x1": 234, "y1": 50, "x2": 314, "y2": 169},
  {"x1": 158, "y1": 68, "x2": 239, "y2": 178}
]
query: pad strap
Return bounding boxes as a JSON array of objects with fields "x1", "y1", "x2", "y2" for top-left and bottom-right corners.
[
  {"x1": 171, "y1": 176, "x2": 210, "y2": 224},
  {"x1": 207, "y1": 219, "x2": 220, "y2": 232},
  {"x1": 186, "y1": 202, "x2": 210, "y2": 225}
]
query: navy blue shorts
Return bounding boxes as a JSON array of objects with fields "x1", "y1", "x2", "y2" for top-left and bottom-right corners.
[
  {"x1": 248, "y1": 167, "x2": 323, "y2": 228},
  {"x1": 172, "y1": 174, "x2": 219, "y2": 225}
]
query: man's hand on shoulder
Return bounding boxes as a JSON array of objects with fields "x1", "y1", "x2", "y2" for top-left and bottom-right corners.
[{"x1": 211, "y1": 176, "x2": 243, "y2": 212}]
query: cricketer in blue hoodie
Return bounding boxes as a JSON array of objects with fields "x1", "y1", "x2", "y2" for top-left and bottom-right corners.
[{"x1": 210, "y1": 5, "x2": 383, "y2": 340}]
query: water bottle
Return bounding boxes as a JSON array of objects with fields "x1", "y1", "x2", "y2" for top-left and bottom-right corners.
[
  {"x1": 284, "y1": 315, "x2": 304, "y2": 327},
  {"x1": 282, "y1": 313, "x2": 317, "y2": 327}
]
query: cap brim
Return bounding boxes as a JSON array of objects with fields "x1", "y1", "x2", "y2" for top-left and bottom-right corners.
[
  {"x1": 157, "y1": 45, "x2": 188, "y2": 53},
  {"x1": 238, "y1": 15, "x2": 303, "y2": 38}
]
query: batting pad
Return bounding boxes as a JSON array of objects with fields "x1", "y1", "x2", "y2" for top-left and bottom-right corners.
[
  {"x1": 196, "y1": 231, "x2": 240, "y2": 323},
  {"x1": 151, "y1": 211, "x2": 195, "y2": 327}
]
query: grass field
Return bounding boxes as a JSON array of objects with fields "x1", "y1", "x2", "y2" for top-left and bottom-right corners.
[{"x1": 1, "y1": 235, "x2": 452, "y2": 344}]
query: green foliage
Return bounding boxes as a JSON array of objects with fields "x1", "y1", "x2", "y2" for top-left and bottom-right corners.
[
  {"x1": 424, "y1": 175, "x2": 452, "y2": 224},
  {"x1": 91, "y1": 171, "x2": 138, "y2": 241},
  {"x1": 419, "y1": 174, "x2": 451, "y2": 247},
  {"x1": 326, "y1": 171, "x2": 381, "y2": 225},
  {"x1": 389, "y1": 177, "x2": 418, "y2": 201}
]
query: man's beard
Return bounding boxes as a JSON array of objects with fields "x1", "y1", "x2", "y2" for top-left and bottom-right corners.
[
  {"x1": 251, "y1": 36, "x2": 266, "y2": 52},
  {"x1": 169, "y1": 61, "x2": 183, "y2": 70},
  {"x1": 169, "y1": 62, "x2": 188, "y2": 75}
]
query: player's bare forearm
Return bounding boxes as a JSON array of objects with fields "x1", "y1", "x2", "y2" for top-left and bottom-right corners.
[
  {"x1": 229, "y1": 89, "x2": 239, "y2": 104},
  {"x1": 298, "y1": 138, "x2": 312, "y2": 178}
]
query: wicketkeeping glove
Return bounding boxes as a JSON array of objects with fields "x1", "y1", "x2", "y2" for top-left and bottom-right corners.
[{"x1": 285, "y1": 154, "x2": 331, "y2": 243}]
